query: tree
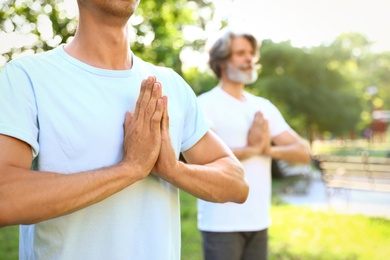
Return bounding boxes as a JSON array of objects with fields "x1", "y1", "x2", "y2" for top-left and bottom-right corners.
[
  {"x1": 130, "y1": 0, "x2": 214, "y2": 75},
  {"x1": 0, "y1": 0, "x2": 215, "y2": 76},
  {"x1": 316, "y1": 32, "x2": 390, "y2": 132},
  {"x1": 250, "y1": 40, "x2": 361, "y2": 144},
  {"x1": 0, "y1": 0, "x2": 76, "y2": 65}
]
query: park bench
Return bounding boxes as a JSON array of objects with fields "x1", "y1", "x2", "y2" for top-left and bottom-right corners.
[
  {"x1": 273, "y1": 159, "x2": 314, "y2": 194},
  {"x1": 316, "y1": 153, "x2": 390, "y2": 194}
]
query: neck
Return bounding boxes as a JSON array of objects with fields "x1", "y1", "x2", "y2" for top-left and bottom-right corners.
[
  {"x1": 219, "y1": 79, "x2": 245, "y2": 101},
  {"x1": 64, "y1": 12, "x2": 132, "y2": 70}
]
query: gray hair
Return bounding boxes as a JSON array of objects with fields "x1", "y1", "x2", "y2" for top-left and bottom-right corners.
[{"x1": 208, "y1": 28, "x2": 259, "y2": 79}]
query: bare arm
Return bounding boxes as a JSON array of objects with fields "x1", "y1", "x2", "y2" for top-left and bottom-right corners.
[
  {"x1": 233, "y1": 111, "x2": 311, "y2": 164},
  {"x1": 0, "y1": 76, "x2": 164, "y2": 227},
  {"x1": 269, "y1": 129, "x2": 311, "y2": 164},
  {"x1": 180, "y1": 131, "x2": 248, "y2": 203},
  {"x1": 152, "y1": 98, "x2": 248, "y2": 204}
]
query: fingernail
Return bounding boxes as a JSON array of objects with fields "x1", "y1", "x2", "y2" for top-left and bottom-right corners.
[{"x1": 153, "y1": 83, "x2": 158, "y2": 91}]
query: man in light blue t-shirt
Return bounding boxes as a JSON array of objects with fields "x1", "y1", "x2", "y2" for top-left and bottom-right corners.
[{"x1": 0, "y1": 1, "x2": 249, "y2": 259}]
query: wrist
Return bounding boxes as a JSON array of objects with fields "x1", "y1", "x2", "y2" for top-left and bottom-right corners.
[
  {"x1": 117, "y1": 160, "x2": 150, "y2": 182},
  {"x1": 267, "y1": 146, "x2": 277, "y2": 159}
]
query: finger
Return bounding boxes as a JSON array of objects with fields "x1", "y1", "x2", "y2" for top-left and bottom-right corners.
[
  {"x1": 255, "y1": 112, "x2": 264, "y2": 123},
  {"x1": 134, "y1": 76, "x2": 156, "y2": 120},
  {"x1": 150, "y1": 98, "x2": 164, "y2": 133},
  {"x1": 134, "y1": 79, "x2": 147, "y2": 119},
  {"x1": 264, "y1": 120, "x2": 270, "y2": 137},
  {"x1": 161, "y1": 96, "x2": 169, "y2": 134},
  {"x1": 145, "y1": 81, "x2": 163, "y2": 121},
  {"x1": 254, "y1": 111, "x2": 263, "y2": 119}
]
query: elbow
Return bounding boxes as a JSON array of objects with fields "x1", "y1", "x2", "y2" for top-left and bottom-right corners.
[
  {"x1": 201, "y1": 156, "x2": 249, "y2": 204},
  {"x1": 214, "y1": 183, "x2": 249, "y2": 204},
  {"x1": 233, "y1": 161, "x2": 249, "y2": 204},
  {"x1": 0, "y1": 202, "x2": 40, "y2": 227},
  {"x1": 234, "y1": 180, "x2": 249, "y2": 204},
  {"x1": 0, "y1": 206, "x2": 14, "y2": 228},
  {"x1": 0, "y1": 217, "x2": 7, "y2": 228},
  {"x1": 298, "y1": 143, "x2": 312, "y2": 164},
  {"x1": 220, "y1": 181, "x2": 248, "y2": 204},
  {"x1": 223, "y1": 162, "x2": 249, "y2": 204},
  {"x1": 0, "y1": 198, "x2": 12, "y2": 228},
  {"x1": 302, "y1": 152, "x2": 312, "y2": 164}
]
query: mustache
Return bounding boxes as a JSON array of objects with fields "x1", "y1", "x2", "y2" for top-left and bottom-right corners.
[{"x1": 238, "y1": 64, "x2": 260, "y2": 70}]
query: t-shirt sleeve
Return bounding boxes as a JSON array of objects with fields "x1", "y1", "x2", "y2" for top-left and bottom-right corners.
[
  {"x1": 0, "y1": 62, "x2": 39, "y2": 158},
  {"x1": 175, "y1": 77, "x2": 210, "y2": 152}
]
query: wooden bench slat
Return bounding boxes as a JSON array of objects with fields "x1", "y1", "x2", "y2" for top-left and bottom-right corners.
[{"x1": 315, "y1": 155, "x2": 390, "y2": 192}]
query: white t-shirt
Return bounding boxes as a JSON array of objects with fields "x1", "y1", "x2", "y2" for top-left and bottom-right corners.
[
  {"x1": 197, "y1": 86, "x2": 290, "y2": 232},
  {"x1": 0, "y1": 45, "x2": 209, "y2": 260}
]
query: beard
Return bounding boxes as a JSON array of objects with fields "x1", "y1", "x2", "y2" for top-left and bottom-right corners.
[
  {"x1": 226, "y1": 63, "x2": 258, "y2": 85},
  {"x1": 79, "y1": 0, "x2": 140, "y2": 21}
]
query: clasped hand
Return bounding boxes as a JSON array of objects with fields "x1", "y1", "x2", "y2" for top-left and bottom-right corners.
[
  {"x1": 247, "y1": 111, "x2": 271, "y2": 156},
  {"x1": 122, "y1": 76, "x2": 178, "y2": 182}
]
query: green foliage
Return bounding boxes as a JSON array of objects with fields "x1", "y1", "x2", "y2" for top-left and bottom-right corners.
[
  {"x1": 314, "y1": 33, "x2": 390, "y2": 129},
  {"x1": 0, "y1": 0, "x2": 76, "y2": 63},
  {"x1": 131, "y1": 0, "x2": 213, "y2": 75},
  {"x1": 0, "y1": 0, "x2": 214, "y2": 76},
  {"x1": 250, "y1": 40, "x2": 362, "y2": 142},
  {"x1": 191, "y1": 32, "x2": 390, "y2": 142},
  {"x1": 182, "y1": 67, "x2": 217, "y2": 96},
  {"x1": 1, "y1": 1, "x2": 389, "y2": 140}
]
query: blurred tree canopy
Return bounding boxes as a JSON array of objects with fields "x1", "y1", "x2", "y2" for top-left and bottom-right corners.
[
  {"x1": 313, "y1": 33, "x2": 390, "y2": 126},
  {"x1": 0, "y1": 0, "x2": 214, "y2": 75},
  {"x1": 0, "y1": 0, "x2": 77, "y2": 62},
  {"x1": 1, "y1": 0, "x2": 389, "y2": 142},
  {"x1": 131, "y1": 0, "x2": 214, "y2": 75},
  {"x1": 251, "y1": 40, "x2": 362, "y2": 143}
]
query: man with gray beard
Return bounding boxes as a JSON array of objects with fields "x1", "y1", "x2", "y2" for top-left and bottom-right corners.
[{"x1": 197, "y1": 28, "x2": 311, "y2": 260}]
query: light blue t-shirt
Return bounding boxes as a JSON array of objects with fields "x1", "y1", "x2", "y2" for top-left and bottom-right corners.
[{"x1": 0, "y1": 45, "x2": 209, "y2": 260}]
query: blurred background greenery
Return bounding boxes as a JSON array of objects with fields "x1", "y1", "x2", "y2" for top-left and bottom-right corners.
[{"x1": 1, "y1": 0, "x2": 390, "y2": 145}]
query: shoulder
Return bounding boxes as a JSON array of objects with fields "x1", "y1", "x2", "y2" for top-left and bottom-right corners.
[
  {"x1": 245, "y1": 91, "x2": 269, "y2": 103},
  {"x1": 133, "y1": 55, "x2": 197, "y2": 99},
  {"x1": 133, "y1": 55, "x2": 178, "y2": 79},
  {"x1": 2, "y1": 47, "x2": 60, "y2": 72},
  {"x1": 198, "y1": 87, "x2": 219, "y2": 100},
  {"x1": 246, "y1": 92, "x2": 278, "y2": 108}
]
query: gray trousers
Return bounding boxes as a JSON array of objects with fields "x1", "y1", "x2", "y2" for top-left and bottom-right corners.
[{"x1": 201, "y1": 229, "x2": 268, "y2": 260}]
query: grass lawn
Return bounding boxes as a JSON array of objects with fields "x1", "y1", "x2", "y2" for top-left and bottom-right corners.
[
  {"x1": 269, "y1": 206, "x2": 390, "y2": 259},
  {"x1": 311, "y1": 138, "x2": 390, "y2": 158},
  {"x1": 2, "y1": 190, "x2": 389, "y2": 260},
  {"x1": 180, "y1": 190, "x2": 390, "y2": 260},
  {"x1": 0, "y1": 225, "x2": 18, "y2": 260}
]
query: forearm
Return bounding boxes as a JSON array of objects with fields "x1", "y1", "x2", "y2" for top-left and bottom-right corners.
[
  {"x1": 0, "y1": 163, "x2": 144, "y2": 227},
  {"x1": 269, "y1": 142, "x2": 311, "y2": 164},
  {"x1": 231, "y1": 146, "x2": 259, "y2": 161},
  {"x1": 169, "y1": 156, "x2": 248, "y2": 204}
]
